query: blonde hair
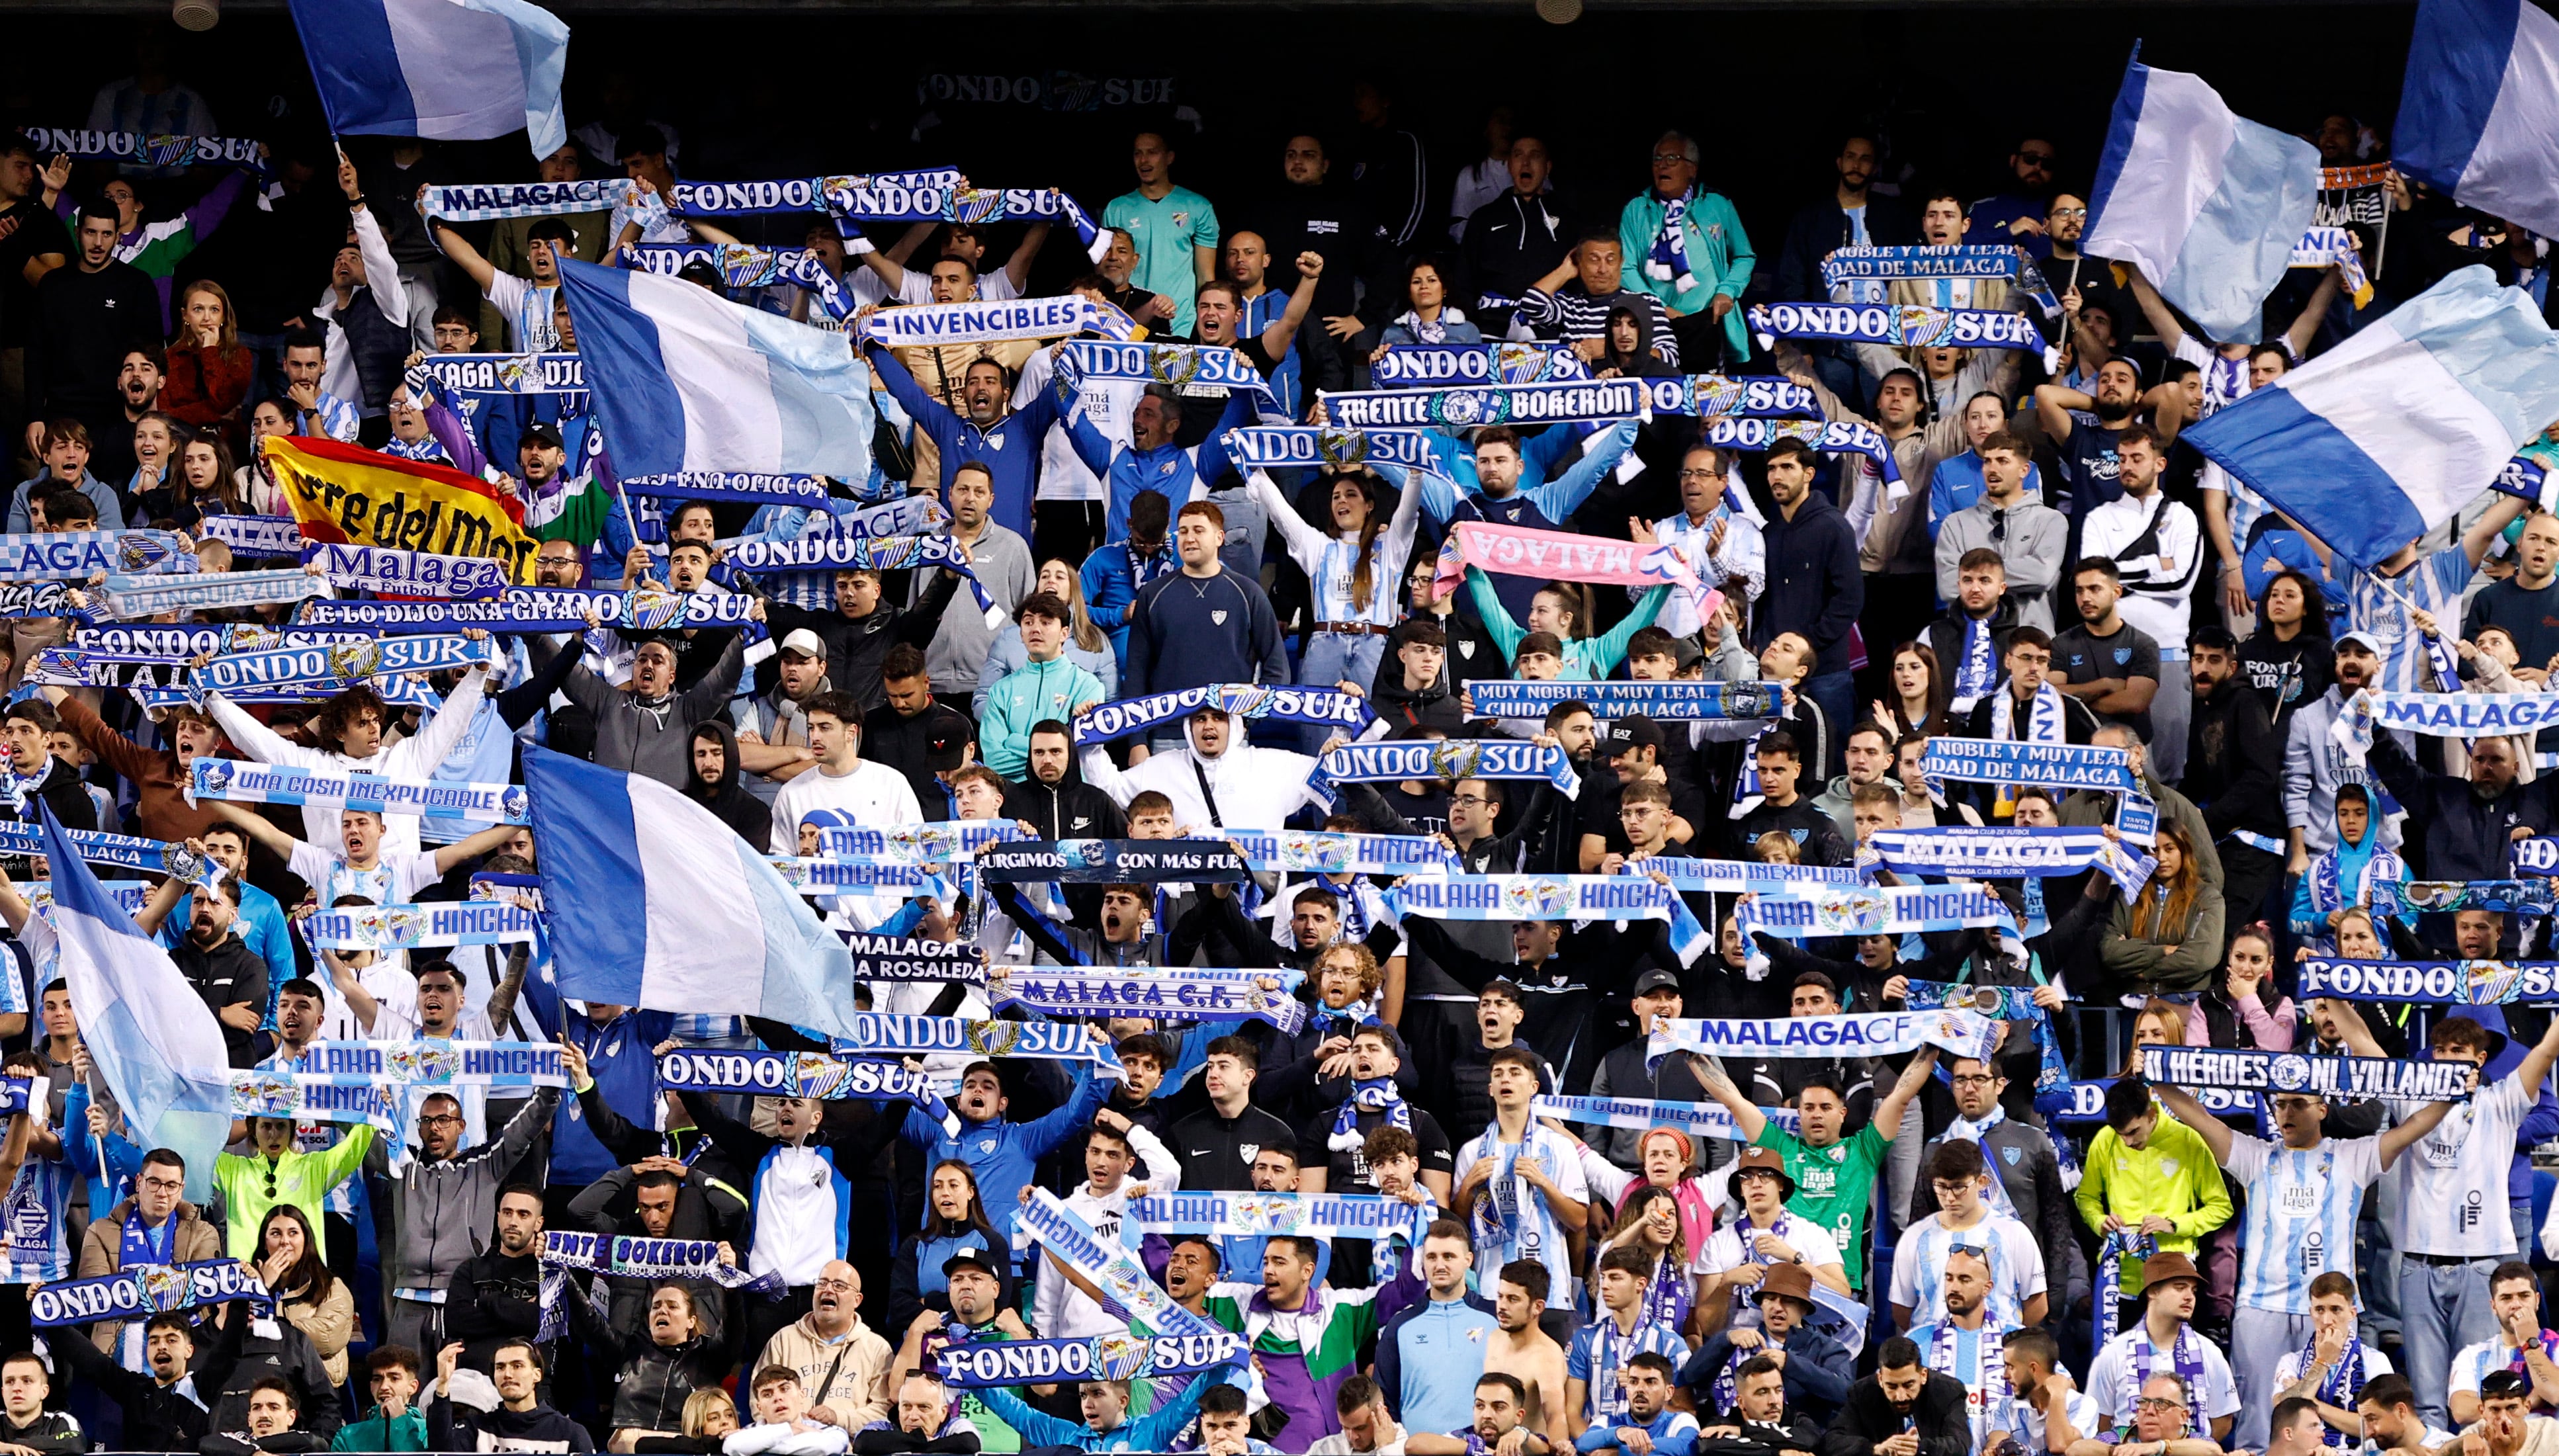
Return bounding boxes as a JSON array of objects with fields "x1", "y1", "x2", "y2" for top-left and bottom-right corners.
[
  {"x1": 1037, "y1": 557, "x2": 1109, "y2": 656},
  {"x1": 1751, "y1": 832, "x2": 1803, "y2": 865},
  {"x1": 1319, "y1": 941, "x2": 1382, "y2": 998},
  {"x1": 2118, "y1": 998, "x2": 2190, "y2": 1076},
  {"x1": 681, "y1": 1389, "x2": 738, "y2": 1438}
]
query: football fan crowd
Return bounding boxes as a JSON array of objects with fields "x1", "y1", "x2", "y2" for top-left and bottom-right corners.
[{"x1": 6, "y1": 28, "x2": 2559, "y2": 1456}]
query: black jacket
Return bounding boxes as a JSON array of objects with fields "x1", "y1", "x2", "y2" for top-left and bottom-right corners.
[
  {"x1": 2371, "y1": 732, "x2": 2552, "y2": 885},
  {"x1": 14, "y1": 755, "x2": 97, "y2": 832},
  {"x1": 430, "y1": 1400, "x2": 595, "y2": 1453},
  {"x1": 1399, "y1": 913, "x2": 1673, "y2": 1093},
  {"x1": 54, "y1": 1328, "x2": 210, "y2": 1451},
  {"x1": 1755, "y1": 491, "x2": 1864, "y2": 677},
  {"x1": 2185, "y1": 672, "x2": 2285, "y2": 840},
  {"x1": 1248, "y1": 184, "x2": 1388, "y2": 327},
  {"x1": 29, "y1": 259, "x2": 161, "y2": 420},
  {"x1": 681, "y1": 718, "x2": 773, "y2": 852},
  {"x1": 1817, "y1": 1371, "x2": 1972, "y2": 1456},
  {"x1": 1923, "y1": 598, "x2": 2023, "y2": 706},
  {"x1": 1461, "y1": 191, "x2": 1575, "y2": 311},
  {"x1": 862, "y1": 701, "x2": 971, "y2": 820},
  {"x1": 1776, "y1": 194, "x2": 1920, "y2": 303},
  {"x1": 1440, "y1": 1035, "x2": 1555, "y2": 1144},
  {"x1": 201, "y1": 1431, "x2": 328, "y2": 1456},
  {"x1": 173, "y1": 933, "x2": 269, "y2": 1068},
  {"x1": 761, "y1": 570, "x2": 956, "y2": 716},
  {"x1": 199, "y1": 1301, "x2": 345, "y2": 1439},
  {"x1": 444, "y1": 1248, "x2": 543, "y2": 1373}
]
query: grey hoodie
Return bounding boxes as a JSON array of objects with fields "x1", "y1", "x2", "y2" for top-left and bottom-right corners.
[
  {"x1": 371, "y1": 1088, "x2": 560, "y2": 1312},
  {"x1": 533, "y1": 631, "x2": 745, "y2": 789}
]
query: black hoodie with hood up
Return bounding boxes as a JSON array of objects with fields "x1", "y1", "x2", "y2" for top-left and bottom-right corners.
[
  {"x1": 684, "y1": 719, "x2": 771, "y2": 852},
  {"x1": 1000, "y1": 750, "x2": 1127, "y2": 926}
]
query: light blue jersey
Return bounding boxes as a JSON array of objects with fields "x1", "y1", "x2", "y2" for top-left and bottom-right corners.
[
  {"x1": 1566, "y1": 1315, "x2": 1690, "y2": 1426},
  {"x1": 2226, "y1": 1133, "x2": 2384, "y2": 1315},
  {"x1": 2339, "y1": 545, "x2": 2474, "y2": 696},
  {"x1": 1889, "y1": 1213, "x2": 2046, "y2": 1328}
]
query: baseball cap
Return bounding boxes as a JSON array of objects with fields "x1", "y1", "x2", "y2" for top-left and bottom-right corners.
[
  {"x1": 2336, "y1": 630, "x2": 2383, "y2": 655},
  {"x1": 779, "y1": 629, "x2": 826, "y2": 660},
  {"x1": 1606, "y1": 715, "x2": 1665, "y2": 752},
  {"x1": 941, "y1": 1248, "x2": 1002, "y2": 1280},
  {"x1": 1631, "y1": 968, "x2": 1682, "y2": 998},
  {"x1": 926, "y1": 718, "x2": 969, "y2": 772},
  {"x1": 519, "y1": 421, "x2": 564, "y2": 450}
]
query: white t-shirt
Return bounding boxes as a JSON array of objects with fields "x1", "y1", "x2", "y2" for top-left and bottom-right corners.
[
  {"x1": 2087, "y1": 1325, "x2": 2241, "y2": 1428},
  {"x1": 2451, "y1": 1337, "x2": 2547, "y2": 1403},
  {"x1": 2272, "y1": 1344, "x2": 2396, "y2": 1413},
  {"x1": 2394, "y1": 1073, "x2": 2529, "y2": 1257},
  {"x1": 752, "y1": 1142, "x2": 840, "y2": 1287},
  {"x1": 484, "y1": 272, "x2": 560, "y2": 353},
  {"x1": 1889, "y1": 1211, "x2": 2048, "y2": 1327},
  {"x1": 2227, "y1": 1133, "x2": 2386, "y2": 1315},
  {"x1": 1696, "y1": 1213, "x2": 1844, "y2": 1327},
  {"x1": 288, "y1": 841, "x2": 447, "y2": 909},
  {"x1": 1454, "y1": 1125, "x2": 1588, "y2": 1302}
]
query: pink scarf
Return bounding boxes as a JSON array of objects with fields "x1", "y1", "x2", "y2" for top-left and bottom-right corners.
[{"x1": 1434, "y1": 521, "x2": 1720, "y2": 624}]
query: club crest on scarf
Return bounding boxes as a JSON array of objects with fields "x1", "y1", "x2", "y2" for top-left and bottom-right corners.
[
  {"x1": 626, "y1": 589, "x2": 686, "y2": 632},
  {"x1": 327, "y1": 638, "x2": 386, "y2": 683},
  {"x1": 236, "y1": 1071, "x2": 300, "y2": 1119},
  {"x1": 1091, "y1": 1334, "x2": 1152, "y2": 1382},
  {"x1": 1279, "y1": 832, "x2": 1352, "y2": 875},
  {"x1": 1501, "y1": 877, "x2": 1575, "y2": 919},
  {"x1": 1431, "y1": 388, "x2": 1505, "y2": 427},
  {"x1": 1496, "y1": 342, "x2": 1572, "y2": 384},
  {"x1": 138, "y1": 1263, "x2": 193, "y2": 1313},
  {"x1": 1229, "y1": 1194, "x2": 1313, "y2": 1235},
  {"x1": 386, "y1": 1041, "x2": 461, "y2": 1086},
  {"x1": 1812, "y1": 888, "x2": 1892, "y2": 936},
  {"x1": 116, "y1": 535, "x2": 177, "y2": 574}
]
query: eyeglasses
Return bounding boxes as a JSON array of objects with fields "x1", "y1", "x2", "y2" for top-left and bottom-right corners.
[
  {"x1": 814, "y1": 1277, "x2": 857, "y2": 1293},
  {"x1": 419, "y1": 1113, "x2": 464, "y2": 1128},
  {"x1": 1452, "y1": 794, "x2": 1493, "y2": 806},
  {"x1": 1950, "y1": 1073, "x2": 2000, "y2": 1088},
  {"x1": 1678, "y1": 467, "x2": 1725, "y2": 480},
  {"x1": 1651, "y1": 153, "x2": 1692, "y2": 165},
  {"x1": 2050, "y1": 207, "x2": 2088, "y2": 219},
  {"x1": 2135, "y1": 1398, "x2": 2187, "y2": 1414}
]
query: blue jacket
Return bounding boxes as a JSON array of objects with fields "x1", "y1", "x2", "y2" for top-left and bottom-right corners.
[
  {"x1": 869, "y1": 345, "x2": 1063, "y2": 541},
  {"x1": 1414, "y1": 420, "x2": 1638, "y2": 622},
  {"x1": 9, "y1": 470, "x2": 125, "y2": 533},
  {"x1": 551, "y1": 1009, "x2": 678, "y2": 1186},
  {"x1": 1059, "y1": 392, "x2": 1254, "y2": 546},
  {"x1": 973, "y1": 1360, "x2": 1232, "y2": 1451},
  {"x1": 1080, "y1": 540, "x2": 1179, "y2": 663},
  {"x1": 900, "y1": 1064, "x2": 1109, "y2": 1218},
  {"x1": 1375, "y1": 1292, "x2": 1498, "y2": 1431},
  {"x1": 1575, "y1": 1407, "x2": 1702, "y2": 1456}
]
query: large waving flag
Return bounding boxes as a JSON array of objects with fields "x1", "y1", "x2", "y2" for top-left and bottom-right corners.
[
  {"x1": 38, "y1": 806, "x2": 232, "y2": 1202},
  {"x1": 553, "y1": 258, "x2": 876, "y2": 487},
  {"x1": 2083, "y1": 54, "x2": 2321, "y2": 344},
  {"x1": 2396, "y1": 0, "x2": 2559, "y2": 239},
  {"x1": 2183, "y1": 267, "x2": 2559, "y2": 568},
  {"x1": 284, "y1": 0, "x2": 568, "y2": 157},
  {"x1": 521, "y1": 745, "x2": 869, "y2": 1042},
  {"x1": 265, "y1": 435, "x2": 539, "y2": 583}
]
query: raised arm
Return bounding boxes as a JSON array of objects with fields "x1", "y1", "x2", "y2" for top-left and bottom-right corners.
[
  {"x1": 2376, "y1": 1097, "x2": 2456, "y2": 1170},
  {"x1": 2150, "y1": 1083, "x2": 2234, "y2": 1164},
  {"x1": 431, "y1": 221, "x2": 500, "y2": 293},
  {"x1": 1870, "y1": 1047, "x2": 1937, "y2": 1140},
  {"x1": 1260, "y1": 253, "x2": 1326, "y2": 359},
  {"x1": 1693, "y1": 1052, "x2": 1768, "y2": 1143},
  {"x1": 2278, "y1": 265, "x2": 2347, "y2": 360},
  {"x1": 2120, "y1": 265, "x2": 2190, "y2": 352},
  {"x1": 204, "y1": 798, "x2": 300, "y2": 861}
]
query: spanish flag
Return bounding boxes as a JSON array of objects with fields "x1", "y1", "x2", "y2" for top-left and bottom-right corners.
[{"x1": 263, "y1": 435, "x2": 540, "y2": 583}]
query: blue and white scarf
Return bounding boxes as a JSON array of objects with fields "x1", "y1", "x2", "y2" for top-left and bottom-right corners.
[
  {"x1": 1331, "y1": 1080, "x2": 1412, "y2": 1154},
  {"x1": 1950, "y1": 617, "x2": 1999, "y2": 708},
  {"x1": 0, "y1": 582, "x2": 84, "y2": 621},
  {"x1": 28, "y1": 1260, "x2": 270, "y2": 1328},
  {"x1": 1817, "y1": 245, "x2": 2063, "y2": 316},
  {"x1": 660, "y1": 169, "x2": 959, "y2": 219},
  {"x1": 196, "y1": 516, "x2": 304, "y2": 558},
  {"x1": 297, "y1": 587, "x2": 757, "y2": 634},
  {"x1": 932, "y1": 184, "x2": 1110, "y2": 260},
  {"x1": 1903, "y1": 979, "x2": 2071, "y2": 1111},
  {"x1": 1228, "y1": 830, "x2": 1457, "y2": 875},
  {"x1": 1383, "y1": 875, "x2": 1709, "y2": 963},
  {"x1": 1470, "y1": 1131, "x2": 1566, "y2": 1286},
  {"x1": 933, "y1": 1333, "x2": 1250, "y2": 1388},
  {"x1": 2093, "y1": 1230, "x2": 2157, "y2": 1344},
  {"x1": 1932, "y1": 1102, "x2": 2022, "y2": 1217},
  {"x1": 1372, "y1": 342, "x2": 1587, "y2": 387},
  {"x1": 1323, "y1": 378, "x2": 1648, "y2": 430},
  {"x1": 725, "y1": 532, "x2": 1000, "y2": 626},
  {"x1": 1645, "y1": 191, "x2": 1700, "y2": 294},
  {"x1": 1072, "y1": 683, "x2": 1371, "y2": 746},
  {"x1": 859, "y1": 295, "x2": 1135, "y2": 349},
  {"x1": 830, "y1": 1014, "x2": 1125, "y2": 1078},
  {"x1": 1921, "y1": 738, "x2": 2137, "y2": 792},
  {"x1": 22, "y1": 127, "x2": 269, "y2": 174},
  {"x1": 1637, "y1": 375, "x2": 1822, "y2": 420},
  {"x1": 2387, "y1": 879, "x2": 2559, "y2": 919},
  {"x1": 1227, "y1": 426, "x2": 1442, "y2": 474},
  {"x1": 278, "y1": 1039, "x2": 567, "y2": 1089},
  {"x1": 1647, "y1": 1009, "x2": 2002, "y2": 1068},
  {"x1": 0, "y1": 822, "x2": 217, "y2": 877},
  {"x1": 1866, "y1": 827, "x2": 2154, "y2": 896},
  {"x1": 2298, "y1": 956, "x2": 2559, "y2": 1006},
  {"x1": 1467, "y1": 680, "x2": 1782, "y2": 722},
  {"x1": 224, "y1": 1072, "x2": 402, "y2": 1133},
  {"x1": 615, "y1": 471, "x2": 836, "y2": 507},
  {"x1": 623, "y1": 243, "x2": 853, "y2": 320},
  {"x1": 818, "y1": 821, "x2": 1025, "y2": 863},
  {"x1": 976, "y1": 838, "x2": 1249, "y2": 886},
  {"x1": 2298, "y1": 1332, "x2": 2368, "y2": 1445},
  {"x1": 419, "y1": 179, "x2": 637, "y2": 223},
  {"x1": 2140, "y1": 1045, "x2": 2474, "y2": 1102},
  {"x1": 1059, "y1": 341, "x2": 1280, "y2": 417},
  {"x1": 2332, "y1": 687, "x2": 2559, "y2": 760},
  {"x1": 191, "y1": 634, "x2": 493, "y2": 693},
  {"x1": 536, "y1": 1230, "x2": 785, "y2": 1342},
  {"x1": 1705, "y1": 418, "x2": 1905, "y2": 489},
  {"x1": 412, "y1": 353, "x2": 588, "y2": 396},
  {"x1": 993, "y1": 969, "x2": 1305, "y2": 1032},
  {"x1": 1310, "y1": 740, "x2": 1579, "y2": 800},
  {"x1": 301, "y1": 901, "x2": 541, "y2": 950},
  {"x1": 652, "y1": 1049, "x2": 959, "y2": 1133},
  {"x1": 1738, "y1": 883, "x2": 2020, "y2": 939},
  {"x1": 1016, "y1": 1189, "x2": 1221, "y2": 1336},
  {"x1": 304, "y1": 542, "x2": 506, "y2": 600},
  {"x1": 0, "y1": 531, "x2": 195, "y2": 582},
  {"x1": 1534, "y1": 1092, "x2": 1800, "y2": 1144},
  {"x1": 1747, "y1": 302, "x2": 2059, "y2": 370},
  {"x1": 1633, "y1": 859, "x2": 1866, "y2": 894}
]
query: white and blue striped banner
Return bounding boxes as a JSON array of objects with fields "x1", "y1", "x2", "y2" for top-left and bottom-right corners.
[
  {"x1": 225, "y1": 1073, "x2": 401, "y2": 1132},
  {"x1": 2140, "y1": 1045, "x2": 2474, "y2": 1101},
  {"x1": 1128, "y1": 1191, "x2": 1429, "y2": 1242},
  {"x1": 304, "y1": 542, "x2": 506, "y2": 600},
  {"x1": 2333, "y1": 687, "x2": 2559, "y2": 759},
  {"x1": 1017, "y1": 1189, "x2": 1219, "y2": 1337},
  {"x1": 302, "y1": 902, "x2": 542, "y2": 951},
  {"x1": 1866, "y1": 826, "x2": 2155, "y2": 896},
  {"x1": 1647, "y1": 1008, "x2": 2002, "y2": 1064},
  {"x1": 1737, "y1": 882, "x2": 2019, "y2": 939},
  {"x1": 279, "y1": 1039, "x2": 566, "y2": 1088},
  {"x1": 189, "y1": 758, "x2": 527, "y2": 824},
  {"x1": 1467, "y1": 680, "x2": 1784, "y2": 722}
]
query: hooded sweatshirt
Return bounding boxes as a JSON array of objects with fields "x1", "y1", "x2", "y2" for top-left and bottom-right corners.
[
  {"x1": 532, "y1": 633, "x2": 745, "y2": 790},
  {"x1": 684, "y1": 718, "x2": 772, "y2": 851}
]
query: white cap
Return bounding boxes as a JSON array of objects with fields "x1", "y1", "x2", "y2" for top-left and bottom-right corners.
[{"x1": 779, "y1": 628, "x2": 826, "y2": 660}]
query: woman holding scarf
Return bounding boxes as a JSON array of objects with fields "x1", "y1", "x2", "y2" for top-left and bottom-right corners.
[{"x1": 1247, "y1": 467, "x2": 1424, "y2": 702}]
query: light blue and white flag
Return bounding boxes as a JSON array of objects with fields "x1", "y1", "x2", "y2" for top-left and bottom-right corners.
[
  {"x1": 1921, "y1": 738, "x2": 2138, "y2": 792},
  {"x1": 1324, "y1": 378, "x2": 1647, "y2": 430},
  {"x1": 1467, "y1": 681, "x2": 1784, "y2": 722},
  {"x1": 283, "y1": 0, "x2": 568, "y2": 157},
  {"x1": 2298, "y1": 955, "x2": 2559, "y2": 1005},
  {"x1": 1381, "y1": 875, "x2": 1708, "y2": 963},
  {"x1": 1866, "y1": 826, "x2": 2155, "y2": 896},
  {"x1": 1647, "y1": 1008, "x2": 2001, "y2": 1065},
  {"x1": 304, "y1": 542, "x2": 505, "y2": 600},
  {"x1": 2082, "y1": 54, "x2": 2320, "y2": 343},
  {"x1": 36, "y1": 806, "x2": 230, "y2": 1202},
  {"x1": 554, "y1": 257, "x2": 875, "y2": 493},
  {"x1": 2185, "y1": 268, "x2": 2559, "y2": 569},
  {"x1": 2397, "y1": 0, "x2": 2559, "y2": 239},
  {"x1": 523, "y1": 744, "x2": 872, "y2": 1043},
  {"x1": 1737, "y1": 882, "x2": 2020, "y2": 939}
]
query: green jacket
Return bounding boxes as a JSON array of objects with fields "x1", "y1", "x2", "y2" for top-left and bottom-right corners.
[
  {"x1": 331, "y1": 1406, "x2": 428, "y2": 1451},
  {"x1": 212, "y1": 1123, "x2": 375, "y2": 1259},
  {"x1": 978, "y1": 654, "x2": 1104, "y2": 779},
  {"x1": 1618, "y1": 189, "x2": 1755, "y2": 356}
]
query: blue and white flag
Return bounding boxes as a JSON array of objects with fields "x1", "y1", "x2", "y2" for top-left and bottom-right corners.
[
  {"x1": 299, "y1": 587, "x2": 758, "y2": 634},
  {"x1": 1647, "y1": 1008, "x2": 2001, "y2": 1065},
  {"x1": 2185, "y1": 268, "x2": 2559, "y2": 570},
  {"x1": 992, "y1": 969, "x2": 1305, "y2": 1031},
  {"x1": 1737, "y1": 882, "x2": 2020, "y2": 939},
  {"x1": 304, "y1": 542, "x2": 505, "y2": 600},
  {"x1": 2298, "y1": 956, "x2": 2559, "y2": 1005},
  {"x1": 36, "y1": 806, "x2": 230, "y2": 1202},
  {"x1": 1371, "y1": 343, "x2": 1588, "y2": 386},
  {"x1": 1534, "y1": 1092, "x2": 1801, "y2": 1144},
  {"x1": 524, "y1": 744, "x2": 872, "y2": 1043},
  {"x1": 1227, "y1": 427, "x2": 1442, "y2": 475},
  {"x1": 2140, "y1": 1045, "x2": 2474, "y2": 1102},
  {"x1": 1922, "y1": 738, "x2": 2138, "y2": 792},
  {"x1": 1072, "y1": 683, "x2": 1371, "y2": 746},
  {"x1": 1323, "y1": 378, "x2": 1648, "y2": 430},
  {"x1": 2082, "y1": 54, "x2": 2320, "y2": 343},
  {"x1": 2397, "y1": 0, "x2": 2559, "y2": 239},
  {"x1": 858, "y1": 295, "x2": 1133, "y2": 349},
  {"x1": 283, "y1": 0, "x2": 568, "y2": 157},
  {"x1": 302, "y1": 902, "x2": 542, "y2": 951},
  {"x1": 1467, "y1": 681, "x2": 1783, "y2": 722},
  {"x1": 935, "y1": 1332, "x2": 1248, "y2": 1389},
  {"x1": 1313, "y1": 738, "x2": 1577, "y2": 794},
  {"x1": 195, "y1": 517, "x2": 306, "y2": 559},
  {"x1": 554, "y1": 257, "x2": 875, "y2": 491},
  {"x1": 0, "y1": 531, "x2": 195, "y2": 582},
  {"x1": 1866, "y1": 826, "x2": 2155, "y2": 896},
  {"x1": 1382, "y1": 875, "x2": 1708, "y2": 963}
]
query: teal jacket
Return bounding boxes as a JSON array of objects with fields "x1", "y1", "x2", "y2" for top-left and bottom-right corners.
[
  {"x1": 979, "y1": 654, "x2": 1106, "y2": 779},
  {"x1": 1467, "y1": 569, "x2": 1670, "y2": 681},
  {"x1": 1618, "y1": 189, "x2": 1755, "y2": 356},
  {"x1": 331, "y1": 1406, "x2": 428, "y2": 1451}
]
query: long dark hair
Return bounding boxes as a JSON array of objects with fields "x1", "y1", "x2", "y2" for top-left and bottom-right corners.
[
  {"x1": 2258, "y1": 570, "x2": 2333, "y2": 640},
  {"x1": 1886, "y1": 639, "x2": 1951, "y2": 731},
  {"x1": 924, "y1": 1158, "x2": 1004, "y2": 1247},
  {"x1": 257, "y1": 1203, "x2": 335, "y2": 1305}
]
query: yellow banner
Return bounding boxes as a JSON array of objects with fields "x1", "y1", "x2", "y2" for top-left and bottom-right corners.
[{"x1": 264, "y1": 435, "x2": 540, "y2": 584}]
